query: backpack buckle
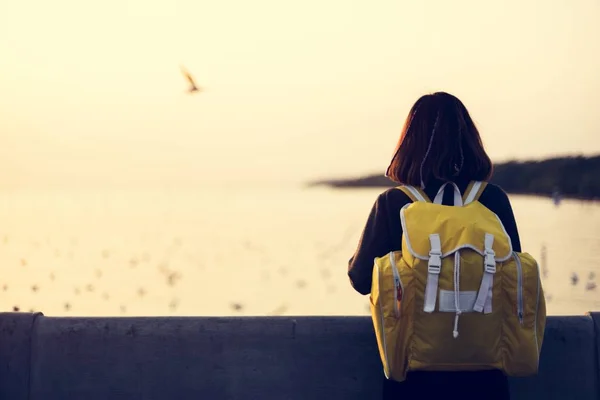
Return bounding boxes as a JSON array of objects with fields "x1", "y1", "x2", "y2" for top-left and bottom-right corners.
[
  {"x1": 428, "y1": 251, "x2": 442, "y2": 274},
  {"x1": 484, "y1": 249, "x2": 496, "y2": 274}
]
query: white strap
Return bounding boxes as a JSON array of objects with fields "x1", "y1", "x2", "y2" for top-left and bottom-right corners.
[
  {"x1": 484, "y1": 285, "x2": 492, "y2": 314},
  {"x1": 433, "y1": 182, "x2": 463, "y2": 206},
  {"x1": 424, "y1": 234, "x2": 442, "y2": 313},
  {"x1": 402, "y1": 185, "x2": 427, "y2": 202},
  {"x1": 452, "y1": 251, "x2": 462, "y2": 338},
  {"x1": 464, "y1": 181, "x2": 483, "y2": 205},
  {"x1": 474, "y1": 233, "x2": 496, "y2": 313}
]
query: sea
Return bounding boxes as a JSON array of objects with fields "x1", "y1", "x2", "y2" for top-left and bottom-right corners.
[{"x1": 1, "y1": 185, "x2": 599, "y2": 317}]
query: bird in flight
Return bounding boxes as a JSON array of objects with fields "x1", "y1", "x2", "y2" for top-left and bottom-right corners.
[{"x1": 180, "y1": 65, "x2": 202, "y2": 94}]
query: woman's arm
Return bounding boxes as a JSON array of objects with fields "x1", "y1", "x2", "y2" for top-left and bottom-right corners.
[{"x1": 348, "y1": 190, "x2": 407, "y2": 295}]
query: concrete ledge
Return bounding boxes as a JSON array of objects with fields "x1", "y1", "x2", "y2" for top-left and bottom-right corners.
[
  {"x1": 0, "y1": 312, "x2": 41, "y2": 400},
  {"x1": 1, "y1": 313, "x2": 598, "y2": 399},
  {"x1": 509, "y1": 314, "x2": 599, "y2": 399}
]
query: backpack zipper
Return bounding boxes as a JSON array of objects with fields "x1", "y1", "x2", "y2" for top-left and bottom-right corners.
[
  {"x1": 513, "y1": 252, "x2": 524, "y2": 325},
  {"x1": 390, "y1": 252, "x2": 403, "y2": 319}
]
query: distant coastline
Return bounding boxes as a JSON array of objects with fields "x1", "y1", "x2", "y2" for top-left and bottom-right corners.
[{"x1": 308, "y1": 155, "x2": 600, "y2": 201}]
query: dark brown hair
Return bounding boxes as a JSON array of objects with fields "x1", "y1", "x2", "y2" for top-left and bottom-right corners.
[{"x1": 385, "y1": 91, "x2": 493, "y2": 187}]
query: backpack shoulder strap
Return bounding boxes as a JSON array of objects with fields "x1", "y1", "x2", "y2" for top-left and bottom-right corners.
[
  {"x1": 396, "y1": 185, "x2": 432, "y2": 203},
  {"x1": 463, "y1": 181, "x2": 488, "y2": 205}
]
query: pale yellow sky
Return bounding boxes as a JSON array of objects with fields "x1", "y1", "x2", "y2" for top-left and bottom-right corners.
[{"x1": 1, "y1": 0, "x2": 599, "y2": 188}]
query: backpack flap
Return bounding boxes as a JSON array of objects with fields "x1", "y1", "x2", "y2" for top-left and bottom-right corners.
[{"x1": 399, "y1": 199, "x2": 512, "y2": 263}]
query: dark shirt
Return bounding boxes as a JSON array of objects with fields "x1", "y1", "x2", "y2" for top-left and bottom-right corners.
[{"x1": 347, "y1": 179, "x2": 520, "y2": 400}]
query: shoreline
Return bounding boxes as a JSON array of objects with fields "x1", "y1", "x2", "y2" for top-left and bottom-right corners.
[
  {"x1": 311, "y1": 183, "x2": 600, "y2": 202},
  {"x1": 307, "y1": 154, "x2": 600, "y2": 202}
]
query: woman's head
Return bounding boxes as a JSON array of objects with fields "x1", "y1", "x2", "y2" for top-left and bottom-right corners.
[{"x1": 385, "y1": 91, "x2": 493, "y2": 188}]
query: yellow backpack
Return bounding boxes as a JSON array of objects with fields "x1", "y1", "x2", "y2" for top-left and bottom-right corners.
[{"x1": 369, "y1": 181, "x2": 546, "y2": 382}]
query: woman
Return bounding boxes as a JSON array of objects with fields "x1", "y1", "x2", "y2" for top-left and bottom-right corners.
[{"x1": 347, "y1": 92, "x2": 521, "y2": 400}]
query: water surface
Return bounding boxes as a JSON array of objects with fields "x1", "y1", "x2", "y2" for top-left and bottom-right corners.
[{"x1": 1, "y1": 186, "x2": 598, "y2": 316}]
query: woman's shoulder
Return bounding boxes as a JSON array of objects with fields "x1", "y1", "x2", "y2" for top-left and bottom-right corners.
[
  {"x1": 375, "y1": 186, "x2": 416, "y2": 207},
  {"x1": 479, "y1": 182, "x2": 512, "y2": 209},
  {"x1": 480, "y1": 182, "x2": 509, "y2": 198}
]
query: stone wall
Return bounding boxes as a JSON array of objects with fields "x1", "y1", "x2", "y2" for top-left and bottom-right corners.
[{"x1": 1, "y1": 313, "x2": 598, "y2": 399}]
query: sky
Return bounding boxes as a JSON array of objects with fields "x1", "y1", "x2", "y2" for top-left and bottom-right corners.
[{"x1": 1, "y1": 0, "x2": 599, "y2": 188}]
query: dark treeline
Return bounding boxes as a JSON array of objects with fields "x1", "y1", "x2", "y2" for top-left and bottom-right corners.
[{"x1": 309, "y1": 155, "x2": 600, "y2": 200}]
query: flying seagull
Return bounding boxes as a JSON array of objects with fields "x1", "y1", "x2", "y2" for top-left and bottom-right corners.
[{"x1": 180, "y1": 65, "x2": 202, "y2": 94}]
